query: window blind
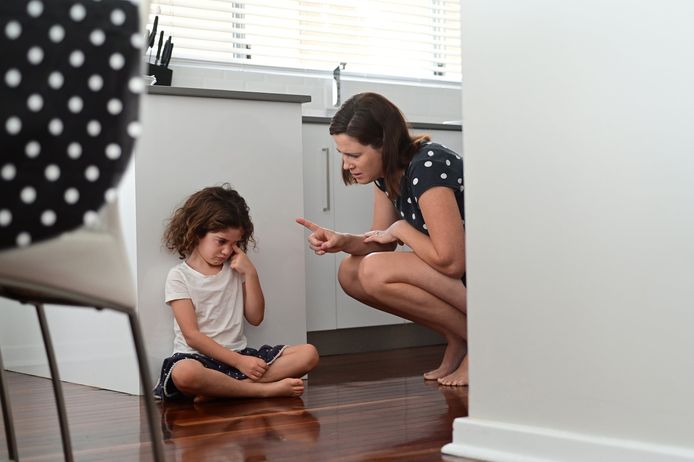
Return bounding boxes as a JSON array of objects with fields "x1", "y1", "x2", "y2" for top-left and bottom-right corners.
[{"x1": 146, "y1": 0, "x2": 461, "y2": 82}]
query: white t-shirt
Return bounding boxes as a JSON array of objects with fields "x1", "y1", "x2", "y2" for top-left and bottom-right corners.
[{"x1": 165, "y1": 260, "x2": 247, "y2": 354}]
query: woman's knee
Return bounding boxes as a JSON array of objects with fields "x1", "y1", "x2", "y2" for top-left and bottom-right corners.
[
  {"x1": 337, "y1": 255, "x2": 362, "y2": 296},
  {"x1": 357, "y1": 254, "x2": 389, "y2": 296}
]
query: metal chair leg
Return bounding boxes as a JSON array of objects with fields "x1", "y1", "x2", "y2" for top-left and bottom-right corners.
[
  {"x1": 0, "y1": 348, "x2": 19, "y2": 461},
  {"x1": 127, "y1": 311, "x2": 165, "y2": 462},
  {"x1": 34, "y1": 303, "x2": 73, "y2": 462}
]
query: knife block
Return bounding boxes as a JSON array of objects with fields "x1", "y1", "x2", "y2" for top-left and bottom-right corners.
[{"x1": 147, "y1": 63, "x2": 172, "y2": 86}]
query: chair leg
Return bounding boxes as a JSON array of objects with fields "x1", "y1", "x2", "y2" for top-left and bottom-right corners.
[
  {"x1": 126, "y1": 311, "x2": 165, "y2": 462},
  {"x1": 0, "y1": 348, "x2": 19, "y2": 461},
  {"x1": 34, "y1": 303, "x2": 73, "y2": 462}
]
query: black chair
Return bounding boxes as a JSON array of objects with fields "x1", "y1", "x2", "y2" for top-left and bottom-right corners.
[{"x1": 0, "y1": 0, "x2": 164, "y2": 460}]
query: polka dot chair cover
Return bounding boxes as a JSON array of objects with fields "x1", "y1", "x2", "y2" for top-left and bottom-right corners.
[{"x1": 0, "y1": 0, "x2": 143, "y2": 251}]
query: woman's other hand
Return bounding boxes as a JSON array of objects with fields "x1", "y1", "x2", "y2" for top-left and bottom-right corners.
[{"x1": 363, "y1": 220, "x2": 404, "y2": 245}]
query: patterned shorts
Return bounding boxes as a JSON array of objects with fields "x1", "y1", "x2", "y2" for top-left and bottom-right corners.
[{"x1": 153, "y1": 344, "x2": 286, "y2": 401}]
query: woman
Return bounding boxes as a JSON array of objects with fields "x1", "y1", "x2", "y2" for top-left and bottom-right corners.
[{"x1": 297, "y1": 92, "x2": 467, "y2": 386}]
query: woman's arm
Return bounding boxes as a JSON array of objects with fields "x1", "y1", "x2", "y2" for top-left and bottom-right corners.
[
  {"x1": 367, "y1": 186, "x2": 466, "y2": 279},
  {"x1": 297, "y1": 185, "x2": 399, "y2": 255},
  {"x1": 170, "y1": 299, "x2": 268, "y2": 380}
]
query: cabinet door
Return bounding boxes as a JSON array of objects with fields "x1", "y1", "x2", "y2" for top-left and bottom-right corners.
[{"x1": 302, "y1": 124, "x2": 338, "y2": 331}]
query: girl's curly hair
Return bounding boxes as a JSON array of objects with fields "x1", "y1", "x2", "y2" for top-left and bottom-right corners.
[{"x1": 163, "y1": 184, "x2": 255, "y2": 259}]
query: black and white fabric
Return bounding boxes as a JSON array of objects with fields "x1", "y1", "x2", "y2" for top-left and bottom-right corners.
[
  {"x1": 0, "y1": 0, "x2": 142, "y2": 251},
  {"x1": 375, "y1": 141, "x2": 465, "y2": 235}
]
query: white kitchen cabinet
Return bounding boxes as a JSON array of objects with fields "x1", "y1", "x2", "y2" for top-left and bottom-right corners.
[{"x1": 302, "y1": 121, "x2": 463, "y2": 331}]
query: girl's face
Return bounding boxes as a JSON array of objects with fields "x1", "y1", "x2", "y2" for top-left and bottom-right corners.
[
  {"x1": 195, "y1": 227, "x2": 244, "y2": 267},
  {"x1": 333, "y1": 134, "x2": 383, "y2": 184}
]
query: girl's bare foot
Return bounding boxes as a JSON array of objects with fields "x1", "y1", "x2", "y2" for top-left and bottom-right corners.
[
  {"x1": 262, "y1": 378, "x2": 305, "y2": 397},
  {"x1": 423, "y1": 340, "x2": 466, "y2": 380},
  {"x1": 438, "y1": 355, "x2": 469, "y2": 386}
]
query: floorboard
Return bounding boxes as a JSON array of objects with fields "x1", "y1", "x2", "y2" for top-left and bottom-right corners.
[{"x1": 0, "y1": 345, "x2": 471, "y2": 461}]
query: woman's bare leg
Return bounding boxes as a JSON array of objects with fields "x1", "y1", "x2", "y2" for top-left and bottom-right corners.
[
  {"x1": 171, "y1": 359, "x2": 304, "y2": 400},
  {"x1": 258, "y1": 344, "x2": 320, "y2": 383},
  {"x1": 339, "y1": 252, "x2": 468, "y2": 384}
]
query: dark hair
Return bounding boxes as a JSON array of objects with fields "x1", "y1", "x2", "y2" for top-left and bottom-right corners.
[
  {"x1": 329, "y1": 92, "x2": 430, "y2": 198},
  {"x1": 163, "y1": 184, "x2": 255, "y2": 259}
]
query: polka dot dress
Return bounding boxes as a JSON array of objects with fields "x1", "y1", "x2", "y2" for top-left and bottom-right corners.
[
  {"x1": 375, "y1": 141, "x2": 465, "y2": 235},
  {"x1": 0, "y1": 0, "x2": 142, "y2": 251}
]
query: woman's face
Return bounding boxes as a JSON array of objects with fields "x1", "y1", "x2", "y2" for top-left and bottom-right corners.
[{"x1": 333, "y1": 134, "x2": 383, "y2": 184}]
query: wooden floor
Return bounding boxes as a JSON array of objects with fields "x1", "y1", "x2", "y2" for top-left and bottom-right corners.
[{"x1": 0, "y1": 345, "x2": 470, "y2": 461}]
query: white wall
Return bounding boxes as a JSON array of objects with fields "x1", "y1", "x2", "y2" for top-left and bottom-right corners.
[{"x1": 444, "y1": 1, "x2": 694, "y2": 461}]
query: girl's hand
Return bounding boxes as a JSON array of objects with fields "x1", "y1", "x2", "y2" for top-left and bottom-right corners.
[
  {"x1": 236, "y1": 355, "x2": 268, "y2": 381},
  {"x1": 296, "y1": 217, "x2": 346, "y2": 255},
  {"x1": 363, "y1": 221, "x2": 404, "y2": 245},
  {"x1": 229, "y1": 244, "x2": 256, "y2": 276}
]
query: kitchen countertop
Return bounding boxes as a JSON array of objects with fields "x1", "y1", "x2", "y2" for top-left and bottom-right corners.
[{"x1": 146, "y1": 86, "x2": 461, "y2": 131}]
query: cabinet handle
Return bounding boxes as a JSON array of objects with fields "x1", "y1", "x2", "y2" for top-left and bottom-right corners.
[{"x1": 321, "y1": 147, "x2": 331, "y2": 212}]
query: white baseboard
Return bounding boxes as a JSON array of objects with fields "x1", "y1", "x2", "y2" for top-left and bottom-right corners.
[{"x1": 441, "y1": 417, "x2": 694, "y2": 462}]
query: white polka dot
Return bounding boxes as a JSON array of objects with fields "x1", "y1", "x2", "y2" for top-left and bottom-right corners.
[
  {"x1": 111, "y1": 9, "x2": 126, "y2": 25},
  {"x1": 109, "y1": 53, "x2": 125, "y2": 70},
  {"x1": 48, "y1": 71, "x2": 64, "y2": 89},
  {"x1": 69, "y1": 50, "x2": 85, "y2": 67},
  {"x1": 459, "y1": 185, "x2": 464, "y2": 192},
  {"x1": 68, "y1": 96, "x2": 83, "y2": 113},
  {"x1": 5, "y1": 68, "x2": 21, "y2": 87},
  {"x1": 87, "y1": 120, "x2": 101, "y2": 136},
  {"x1": 128, "y1": 77, "x2": 145, "y2": 94},
  {"x1": 130, "y1": 33, "x2": 144, "y2": 49},
  {"x1": 2, "y1": 164, "x2": 17, "y2": 181},
  {"x1": 83, "y1": 210, "x2": 99, "y2": 226},
  {"x1": 49, "y1": 24, "x2": 65, "y2": 43},
  {"x1": 400, "y1": 211, "x2": 404, "y2": 217},
  {"x1": 85, "y1": 165, "x2": 100, "y2": 182},
  {"x1": 90, "y1": 29, "x2": 105, "y2": 46},
  {"x1": 424, "y1": 161, "x2": 432, "y2": 167},
  {"x1": 385, "y1": 191, "x2": 389, "y2": 197},
  {"x1": 27, "y1": 46, "x2": 44, "y2": 65},
  {"x1": 70, "y1": 4, "x2": 86, "y2": 22},
  {"x1": 6, "y1": 117, "x2": 21, "y2": 135},
  {"x1": 412, "y1": 178, "x2": 419, "y2": 185},
  {"x1": 105, "y1": 143, "x2": 122, "y2": 159},
  {"x1": 48, "y1": 118, "x2": 63, "y2": 136},
  {"x1": 107, "y1": 98, "x2": 123, "y2": 114},
  {"x1": 21, "y1": 186, "x2": 36, "y2": 204},
  {"x1": 5, "y1": 21, "x2": 22, "y2": 40},
  {"x1": 127, "y1": 121, "x2": 142, "y2": 138},
  {"x1": 88, "y1": 74, "x2": 103, "y2": 91},
  {"x1": 407, "y1": 197, "x2": 412, "y2": 204},
  {"x1": 446, "y1": 159, "x2": 451, "y2": 166},
  {"x1": 26, "y1": 141, "x2": 41, "y2": 158},
  {"x1": 427, "y1": 150, "x2": 434, "y2": 157},
  {"x1": 45, "y1": 164, "x2": 60, "y2": 181},
  {"x1": 27, "y1": 94, "x2": 43, "y2": 112},
  {"x1": 64, "y1": 188, "x2": 80, "y2": 204},
  {"x1": 455, "y1": 155, "x2": 461, "y2": 160},
  {"x1": 41, "y1": 210, "x2": 56, "y2": 226},
  {"x1": 0, "y1": 209, "x2": 11, "y2": 227},
  {"x1": 423, "y1": 224, "x2": 428, "y2": 230},
  {"x1": 27, "y1": 1, "x2": 44, "y2": 17},
  {"x1": 412, "y1": 213, "x2": 416, "y2": 220},
  {"x1": 67, "y1": 142, "x2": 82, "y2": 159},
  {"x1": 440, "y1": 173, "x2": 448, "y2": 179},
  {"x1": 105, "y1": 188, "x2": 118, "y2": 203},
  {"x1": 16, "y1": 232, "x2": 31, "y2": 247}
]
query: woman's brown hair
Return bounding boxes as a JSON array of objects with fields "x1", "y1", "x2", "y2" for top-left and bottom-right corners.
[
  {"x1": 329, "y1": 92, "x2": 429, "y2": 199},
  {"x1": 163, "y1": 184, "x2": 255, "y2": 259}
]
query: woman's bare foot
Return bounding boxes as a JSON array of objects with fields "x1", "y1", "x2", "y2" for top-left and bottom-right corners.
[
  {"x1": 423, "y1": 340, "x2": 466, "y2": 381},
  {"x1": 437, "y1": 355, "x2": 469, "y2": 386},
  {"x1": 262, "y1": 378, "x2": 305, "y2": 397}
]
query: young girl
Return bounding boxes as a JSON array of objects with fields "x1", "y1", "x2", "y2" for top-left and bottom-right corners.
[
  {"x1": 298, "y1": 92, "x2": 467, "y2": 386},
  {"x1": 154, "y1": 184, "x2": 319, "y2": 401}
]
